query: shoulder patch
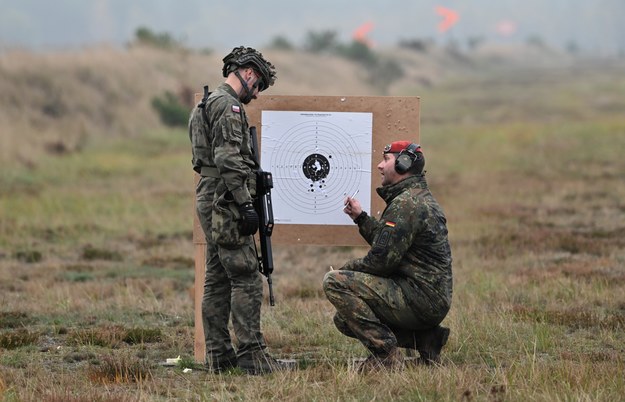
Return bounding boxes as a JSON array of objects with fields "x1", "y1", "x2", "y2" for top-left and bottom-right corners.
[
  {"x1": 385, "y1": 221, "x2": 396, "y2": 227},
  {"x1": 371, "y1": 227, "x2": 392, "y2": 256},
  {"x1": 232, "y1": 105, "x2": 240, "y2": 113}
]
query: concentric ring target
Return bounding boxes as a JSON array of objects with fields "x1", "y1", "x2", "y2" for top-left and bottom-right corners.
[{"x1": 267, "y1": 120, "x2": 363, "y2": 214}]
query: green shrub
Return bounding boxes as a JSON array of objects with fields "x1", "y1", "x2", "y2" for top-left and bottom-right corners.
[
  {"x1": 14, "y1": 249, "x2": 42, "y2": 263},
  {"x1": 68, "y1": 326, "x2": 125, "y2": 348},
  {"x1": 0, "y1": 312, "x2": 33, "y2": 328},
  {"x1": 0, "y1": 329, "x2": 39, "y2": 349},
  {"x1": 123, "y1": 327, "x2": 162, "y2": 344},
  {"x1": 304, "y1": 30, "x2": 339, "y2": 53},
  {"x1": 81, "y1": 245, "x2": 122, "y2": 261},
  {"x1": 151, "y1": 91, "x2": 189, "y2": 127},
  {"x1": 368, "y1": 59, "x2": 405, "y2": 93},
  {"x1": 336, "y1": 41, "x2": 377, "y2": 67},
  {"x1": 134, "y1": 26, "x2": 180, "y2": 50},
  {"x1": 88, "y1": 354, "x2": 153, "y2": 384},
  {"x1": 268, "y1": 36, "x2": 294, "y2": 51}
]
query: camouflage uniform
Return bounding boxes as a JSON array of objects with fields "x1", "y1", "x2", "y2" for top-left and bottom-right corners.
[
  {"x1": 323, "y1": 174, "x2": 453, "y2": 356},
  {"x1": 189, "y1": 82, "x2": 265, "y2": 367}
]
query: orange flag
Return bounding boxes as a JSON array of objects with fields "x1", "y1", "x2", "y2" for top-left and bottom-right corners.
[
  {"x1": 435, "y1": 6, "x2": 459, "y2": 33},
  {"x1": 352, "y1": 21, "x2": 374, "y2": 47}
]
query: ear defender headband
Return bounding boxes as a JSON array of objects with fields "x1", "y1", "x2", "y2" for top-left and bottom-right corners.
[{"x1": 394, "y1": 143, "x2": 423, "y2": 174}]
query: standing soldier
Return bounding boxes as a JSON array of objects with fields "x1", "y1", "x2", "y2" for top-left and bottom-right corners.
[
  {"x1": 323, "y1": 141, "x2": 453, "y2": 372},
  {"x1": 189, "y1": 46, "x2": 283, "y2": 374}
]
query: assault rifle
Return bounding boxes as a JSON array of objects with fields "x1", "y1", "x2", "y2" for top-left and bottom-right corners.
[{"x1": 249, "y1": 126, "x2": 275, "y2": 306}]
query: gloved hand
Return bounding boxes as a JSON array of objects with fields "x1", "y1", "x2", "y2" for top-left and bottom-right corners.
[{"x1": 238, "y1": 202, "x2": 259, "y2": 236}]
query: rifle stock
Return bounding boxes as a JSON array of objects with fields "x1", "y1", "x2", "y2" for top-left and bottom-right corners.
[{"x1": 249, "y1": 126, "x2": 275, "y2": 306}]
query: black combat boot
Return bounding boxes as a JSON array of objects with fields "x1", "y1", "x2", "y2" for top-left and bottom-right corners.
[
  {"x1": 357, "y1": 346, "x2": 405, "y2": 373},
  {"x1": 237, "y1": 350, "x2": 295, "y2": 375},
  {"x1": 417, "y1": 326, "x2": 450, "y2": 364},
  {"x1": 395, "y1": 325, "x2": 450, "y2": 365},
  {"x1": 206, "y1": 354, "x2": 238, "y2": 374}
]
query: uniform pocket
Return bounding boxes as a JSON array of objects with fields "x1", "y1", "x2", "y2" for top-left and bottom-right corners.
[
  {"x1": 218, "y1": 242, "x2": 258, "y2": 277},
  {"x1": 211, "y1": 199, "x2": 246, "y2": 248}
]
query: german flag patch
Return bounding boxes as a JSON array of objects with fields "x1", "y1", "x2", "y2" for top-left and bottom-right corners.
[{"x1": 385, "y1": 221, "x2": 396, "y2": 227}]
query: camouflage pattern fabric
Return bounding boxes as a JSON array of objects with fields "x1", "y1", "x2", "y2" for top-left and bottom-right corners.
[
  {"x1": 323, "y1": 174, "x2": 452, "y2": 355},
  {"x1": 189, "y1": 83, "x2": 266, "y2": 365}
]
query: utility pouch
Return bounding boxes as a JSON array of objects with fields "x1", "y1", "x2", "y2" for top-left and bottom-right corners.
[{"x1": 211, "y1": 192, "x2": 245, "y2": 248}]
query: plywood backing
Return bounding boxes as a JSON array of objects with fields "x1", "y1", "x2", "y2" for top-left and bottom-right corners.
[{"x1": 193, "y1": 95, "x2": 420, "y2": 247}]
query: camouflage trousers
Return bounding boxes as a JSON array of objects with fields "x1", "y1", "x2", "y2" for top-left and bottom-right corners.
[
  {"x1": 323, "y1": 269, "x2": 439, "y2": 355},
  {"x1": 196, "y1": 177, "x2": 266, "y2": 366}
]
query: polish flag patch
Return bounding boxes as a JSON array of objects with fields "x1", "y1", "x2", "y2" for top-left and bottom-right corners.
[{"x1": 231, "y1": 105, "x2": 240, "y2": 113}]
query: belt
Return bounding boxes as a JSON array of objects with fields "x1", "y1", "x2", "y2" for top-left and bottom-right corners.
[{"x1": 200, "y1": 166, "x2": 219, "y2": 178}]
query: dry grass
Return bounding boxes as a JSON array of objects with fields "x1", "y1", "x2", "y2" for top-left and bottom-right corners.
[{"x1": 1, "y1": 46, "x2": 625, "y2": 400}]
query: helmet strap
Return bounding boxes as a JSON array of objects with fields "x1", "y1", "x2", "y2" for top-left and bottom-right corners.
[{"x1": 234, "y1": 70, "x2": 254, "y2": 105}]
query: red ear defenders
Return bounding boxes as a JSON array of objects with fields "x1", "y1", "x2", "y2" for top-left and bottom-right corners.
[{"x1": 394, "y1": 143, "x2": 423, "y2": 174}]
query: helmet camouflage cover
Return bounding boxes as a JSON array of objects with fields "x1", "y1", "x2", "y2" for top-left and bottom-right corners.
[{"x1": 222, "y1": 46, "x2": 277, "y2": 91}]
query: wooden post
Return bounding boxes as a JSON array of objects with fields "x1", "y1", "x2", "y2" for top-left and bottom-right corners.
[{"x1": 192, "y1": 181, "x2": 206, "y2": 362}]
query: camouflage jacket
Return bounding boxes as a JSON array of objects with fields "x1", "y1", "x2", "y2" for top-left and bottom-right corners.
[
  {"x1": 343, "y1": 174, "x2": 453, "y2": 314},
  {"x1": 189, "y1": 83, "x2": 257, "y2": 206}
]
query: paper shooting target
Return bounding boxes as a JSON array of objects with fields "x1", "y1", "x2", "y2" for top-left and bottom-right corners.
[{"x1": 261, "y1": 111, "x2": 372, "y2": 225}]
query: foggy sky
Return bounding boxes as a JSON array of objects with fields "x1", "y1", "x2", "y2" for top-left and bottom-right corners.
[{"x1": 0, "y1": 0, "x2": 623, "y2": 55}]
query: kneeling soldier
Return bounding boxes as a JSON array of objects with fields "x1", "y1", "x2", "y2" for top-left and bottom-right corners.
[{"x1": 323, "y1": 141, "x2": 453, "y2": 372}]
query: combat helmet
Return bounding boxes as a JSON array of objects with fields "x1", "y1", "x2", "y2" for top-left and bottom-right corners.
[{"x1": 222, "y1": 46, "x2": 277, "y2": 91}]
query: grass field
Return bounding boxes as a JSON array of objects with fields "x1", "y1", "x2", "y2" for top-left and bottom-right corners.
[{"x1": 1, "y1": 49, "x2": 624, "y2": 401}]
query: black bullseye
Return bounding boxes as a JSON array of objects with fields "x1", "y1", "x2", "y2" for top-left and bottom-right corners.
[{"x1": 302, "y1": 153, "x2": 330, "y2": 182}]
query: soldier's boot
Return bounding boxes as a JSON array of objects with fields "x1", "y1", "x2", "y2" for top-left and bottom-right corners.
[
  {"x1": 206, "y1": 354, "x2": 238, "y2": 374},
  {"x1": 357, "y1": 347, "x2": 405, "y2": 373},
  {"x1": 396, "y1": 325, "x2": 450, "y2": 365},
  {"x1": 237, "y1": 350, "x2": 292, "y2": 375},
  {"x1": 416, "y1": 326, "x2": 450, "y2": 365}
]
